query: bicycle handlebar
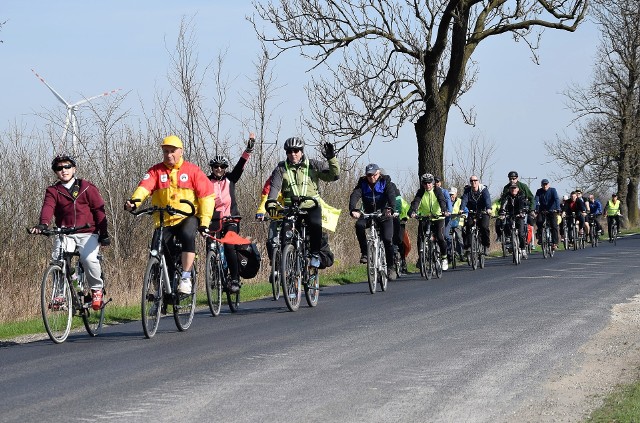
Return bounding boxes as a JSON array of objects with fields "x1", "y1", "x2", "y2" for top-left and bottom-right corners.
[
  {"x1": 28, "y1": 223, "x2": 92, "y2": 236},
  {"x1": 129, "y1": 199, "x2": 196, "y2": 218}
]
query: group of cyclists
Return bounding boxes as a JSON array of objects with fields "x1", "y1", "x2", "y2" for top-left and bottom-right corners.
[{"x1": 30, "y1": 135, "x2": 625, "y2": 314}]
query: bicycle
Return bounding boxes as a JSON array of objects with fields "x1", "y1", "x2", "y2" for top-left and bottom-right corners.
[
  {"x1": 501, "y1": 212, "x2": 527, "y2": 264},
  {"x1": 416, "y1": 214, "x2": 444, "y2": 280},
  {"x1": 465, "y1": 211, "x2": 486, "y2": 270},
  {"x1": 560, "y1": 214, "x2": 569, "y2": 250},
  {"x1": 129, "y1": 199, "x2": 197, "y2": 338},
  {"x1": 588, "y1": 214, "x2": 599, "y2": 247},
  {"x1": 361, "y1": 210, "x2": 390, "y2": 294},
  {"x1": 448, "y1": 214, "x2": 464, "y2": 270},
  {"x1": 609, "y1": 213, "x2": 622, "y2": 245},
  {"x1": 262, "y1": 215, "x2": 283, "y2": 301},
  {"x1": 569, "y1": 212, "x2": 586, "y2": 250},
  {"x1": 497, "y1": 214, "x2": 508, "y2": 258},
  {"x1": 203, "y1": 216, "x2": 243, "y2": 315},
  {"x1": 33, "y1": 225, "x2": 110, "y2": 344},
  {"x1": 538, "y1": 211, "x2": 555, "y2": 259},
  {"x1": 267, "y1": 196, "x2": 320, "y2": 311}
]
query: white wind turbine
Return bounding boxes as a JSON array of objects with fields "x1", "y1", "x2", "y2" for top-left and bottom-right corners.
[{"x1": 32, "y1": 69, "x2": 121, "y2": 154}]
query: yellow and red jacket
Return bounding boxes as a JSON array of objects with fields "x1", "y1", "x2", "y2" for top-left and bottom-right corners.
[{"x1": 131, "y1": 158, "x2": 215, "y2": 227}]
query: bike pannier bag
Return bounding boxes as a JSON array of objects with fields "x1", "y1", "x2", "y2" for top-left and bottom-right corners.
[
  {"x1": 318, "y1": 232, "x2": 334, "y2": 269},
  {"x1": 236, "y1": 242, "x2": 261, "y2": 279}
]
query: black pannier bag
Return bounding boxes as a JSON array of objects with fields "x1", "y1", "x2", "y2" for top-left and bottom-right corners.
[
  {"x1": 318, "y1": 232, "x2": 334, "y2": 269},
  {"x1": 236, "y1": 242, "x2": 261, "y2": 279}
]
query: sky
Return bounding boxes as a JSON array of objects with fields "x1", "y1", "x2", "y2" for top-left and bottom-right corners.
[{"x1": 1, "y1": 1, "x2": 601, "y2": 198}]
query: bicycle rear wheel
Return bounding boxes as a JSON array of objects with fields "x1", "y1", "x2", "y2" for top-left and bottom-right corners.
[
  {"x1": 612, "y1": 225, "x2": 618, "y2": 245},
  {"x1": 205, "y1": 250, "x2": 223, "y2": 317},
  {"x1": 562, "y1": 224, "x2": 569, "y2": 250},
  {"x1": 227, "y1": 289, "x2": 240, "y2": 313},
  {"x1": 305, "y1": 266, "x2": 320, "y2": 307},
  {"x1": 450, "y1": 236, "x2": 458, "y2": 269},
  {"x1": 378, "y1": 243, "x2": 388, "y2": 291},
  {"x1": 367, "y1": 239, "x2": 378, "y2": 294},
  {"x1": 500, "y1": 232, "x2": 507, "y2": 257},
  {"x1": 41, "y1": 265, "x2": 72, "y2": 344},
  {"x1": 281, "y1": 244, "x2": 301, "y2": 311},
  {"x1": 142, "y1": 257, "x2": 163, "y2": 339},
  {"x1": 469, "y1": 232, "x2": 478, "y2": 270},
  {"x1": 434, "y1": 244, "x2": 443, "y2": 279},
  {"x1": 270, "y1": 247, "x2": 281, "y2": 301},
  {"x1": 174, "y1": 267, "x2": 196, "y2": 331}
]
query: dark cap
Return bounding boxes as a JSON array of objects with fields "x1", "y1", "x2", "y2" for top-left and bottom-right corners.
[
  {"x1": 612, "y1": 193, "x2": 618, "y2": 197},
  {"x1": 365, "y1": 163, "x2": 380, "y2": 175},
  {"x1": 541, "y1": 179, "x2": 549, "y2": 185},
  {"x1": 434, "y1": 176, "x2": 441, "y2": 183}
]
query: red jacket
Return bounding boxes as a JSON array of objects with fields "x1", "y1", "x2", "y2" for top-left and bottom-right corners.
[{"x1": 39, "y1": 178, "x2": 108, "y2": 236}]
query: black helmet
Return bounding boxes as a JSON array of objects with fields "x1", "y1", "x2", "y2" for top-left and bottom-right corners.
[
  {"x1": 283, "y1": 137, "x2": 304, "y2": 151},
  {"x1": 51, "y1": 154, "x2": 77, "y2": 171},
  {"x1": 209, "y1": 155, "x2": 229, "y2": 168},
  {"x1": 508, "y1": 171, "x2": 518, "y2": 178},
  {"x1": 420, "y1": 173, "x2": 434, "y2": 184}
]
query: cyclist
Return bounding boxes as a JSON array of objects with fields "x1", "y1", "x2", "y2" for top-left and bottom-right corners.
[
  {"x1": 563, "y1": 190, "x2": 589, "y2": 243},
  {"x1": 534, "y1": 178, "x2": 560, "y2": 250},
  {"x1": 391, "y1": 183, "x2": 410, "y2": 275},
  {"x1": 125, "y1": 135, "x2": 215, "y2": 295},
  {"x1": 500, "y1": 183, "x2": 529, "y2": 258},
  {"x1": 29, "y1": 154, "x2": 110, "y2": 311},
  {"x1": 449, "y1": 187, "x2": 464, "y2": 262},
  {"x1": 265, "y1": 137, "x2": 339, "y2": 270},
  {"x1": 408, "y1": 173, "x2": 450, "y2": 271},
  {"x1": 605, "y1": 193, "x2": 622, "y2": 242},
  {"x1": 498, "y1": 171, "x2": 534, "y2": 244},
  {"x1": 559, "y1": 194, "x2": 569, "y2": 243},
  {"x1": 587, "y1": 194, "x2": 603, "y2": 237},
  {"x1": 460, "y1": 175, "x2": 492, "y2": 255},
  {"x1": 349, "y1": 163, "x2": 398, "y2": 279},
  {"x1": 434, "y1": 176, "x2": 453, "y2": 261},
  {"x1": 207, "y1": 133, "x2": 255, "y2": 293}
]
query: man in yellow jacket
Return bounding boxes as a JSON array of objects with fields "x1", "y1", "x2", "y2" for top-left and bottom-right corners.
[{"x1": 125, "y1": 135, "x2": 215, "y2": 294}]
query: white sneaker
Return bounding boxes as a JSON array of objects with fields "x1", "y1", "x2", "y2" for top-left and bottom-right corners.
[
  {"x1": 441, "y1": 258, "x2": 448, "y2": 271},
  {"x1": 521, "y1": 249, "x2": 527, "y2": 259},
  {"x1": 177, "y1": 277, "x2": 192, "y2": 294}
]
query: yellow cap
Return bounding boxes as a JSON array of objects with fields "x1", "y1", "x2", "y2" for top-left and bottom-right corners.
[{"x1": 161, "y1": 135, "x2": 183, "y2": 149}]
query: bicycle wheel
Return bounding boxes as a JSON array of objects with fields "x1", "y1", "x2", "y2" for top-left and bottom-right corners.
[
  {"x1": 512, "y1": 229, "x2": 520, "y2": 264},
  {"x1": 469, "y1": 231, "x2": 478, "y2": 270},
  {"x1": 142, "y1": 257, "x2": 163, "y2": 339},
  {"x1": 562, "y1": 224, "x2": 569, "y2": 250},
  {"x1": 281, "y1": 244, "x2": 301, "y2": 312},
  {"x1": 450, "y1": 235, "x2": 457, "y2": 269},
  {"x1": 541, "y1": 227, "x2": 549, "y2": 258},
  {"x1": 434, "y1": 244, "x2": 443, "y2": 279},
  {"x1": 304, "y1": 266, "x2": 320, "y2": 307},
  {"x1": 425, "y1": 241, "x2": 433, "y2": 280},
  {"x1": 547, "y1": 228, "x2": 555, "y2": 258},
  {"x1": 378, "y1": 242, "x2": 388, "y2": 291},
  {"x1": 205, "y1": 249, "x2": 222, "y2": 317},
  {"x1": 367, "y1": 238, "x2": 378, "y2": 294},
  {"x1": 270, "y1": 247, "x2": 281, "y2": 301},
  {"x1": 478, "y1": 238, "x2": 485, "y2": 269},
  {"x1": 572, "y1": 226, "x2": 578, "y2": 251},
  {"x1": 500, "y1": 232, "x2": 507, "y2": 257},
  {"x1": 41, "y1": 265, "x2": 72, "y2": 344},
  {"x1": 612, "y1": 225, "x2": 618, "y2": 245},
  {"x1": 174, "y1": 266, "x2": 196, "y2": 331},
  {"x1": 82, "y1": 284, "x2": 105, "y2": 337},
  {"x1": 419, "y1": 237, "x2": 429, "y2": 278}
]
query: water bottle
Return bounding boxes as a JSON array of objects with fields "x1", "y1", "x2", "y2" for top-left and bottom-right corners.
[{"x1": 219, "y1": 244, "x2": 227, "y2": 270}]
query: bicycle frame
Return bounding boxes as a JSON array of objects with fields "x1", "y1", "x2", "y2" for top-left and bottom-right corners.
[{"x1": 361, "y1": 211, "x2": 388, "y2": 293}]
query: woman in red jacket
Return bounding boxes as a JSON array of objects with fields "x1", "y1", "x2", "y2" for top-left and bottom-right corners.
[{"x1": 30, "y1": 155, "x2": 110, "y2": 311}]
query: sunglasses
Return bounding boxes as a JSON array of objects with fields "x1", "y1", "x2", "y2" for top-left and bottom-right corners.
[
  {"x1": 470, "y1": 179, "x2": 478, "y2": 182},
  {"x1": 286, "y1": 148, "x2": 301, "y2": 154},
  {"x1": 54, "y1": 164, "x2": 74, "y2": 171},
  {"x1": 211, "y1": 164, "x2": 228, "y2": 169},
  {"x1": 509, "y1": 177, "x2": 518, "y2": 180}
]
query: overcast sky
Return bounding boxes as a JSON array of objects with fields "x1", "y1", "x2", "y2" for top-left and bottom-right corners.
[{"x1": 1, "y1": 1, "x2": 600, "y2": 197}]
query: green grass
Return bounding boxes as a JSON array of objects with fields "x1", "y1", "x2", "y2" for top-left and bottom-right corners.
[{"x1": 586, "y1": 381, "x2": 640, "y2": 422}]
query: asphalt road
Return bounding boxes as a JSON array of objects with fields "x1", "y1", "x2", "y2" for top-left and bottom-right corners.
[{"x1": 2, "y1": 235, "x2": 639, "y2": 422}]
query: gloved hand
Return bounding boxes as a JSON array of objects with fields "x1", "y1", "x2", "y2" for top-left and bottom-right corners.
[
  {"x1": 198, "y1": 226, "x2": 209, "y2": 235},
  {"x1": 246, "y1": 132, "x2": 256, "y2": 153},
  {"x1": 98, "y1": 234, "x2": 111, "y2": 247},
  {"x1": 384, "y1": 208, "x2": 392, "y2": 218},
  {"x1": 256, "y1": 213, "x2": 265, "y2": 221},
  {"x1": 29, "y1": 223, "x2": 47, "y2": 234},
  {"x1": 322, "y1": 142, "x2": 335, "y2": 159},
  {"x1": 266, "y1": 204, "x2": 278, "y2": 218}
]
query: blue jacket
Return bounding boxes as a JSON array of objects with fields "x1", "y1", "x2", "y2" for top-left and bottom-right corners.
[
  {"x1": 461, "y1": 184, "x2": 492, "y2": 212},
  {"x1": 534, "y1": 187, "x2": 560, "y2": 211},
  {"x1": 588, "y1": 199, "x2": 603, "y2": 215},
  {"x1": 440, "y1": 187, "x2": 453, "y2": 213},
  {"x1": 349, "y1": 174, "x2": 396, "y2": 213}
]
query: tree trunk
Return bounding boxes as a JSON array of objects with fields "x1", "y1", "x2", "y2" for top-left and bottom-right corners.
[
  {"x1": 626, "y1": 177, "x2": 638, "y2": 225},
  {"x1": 415, "y1": 102, "x2": 449, "y2": 180}
]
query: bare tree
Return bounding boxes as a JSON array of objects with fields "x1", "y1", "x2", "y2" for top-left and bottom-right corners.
[
  {"x1": 548, "y1": 0, "x2": 640, "y2": 224},
  {"x1": 251, "y1": 0, "x2": 588, "y2": 178},
  {"x1": 446, "y1": 133, "x2": 497, "y2": 190}
]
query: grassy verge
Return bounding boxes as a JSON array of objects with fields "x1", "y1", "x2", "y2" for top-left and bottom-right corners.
[
  {"x1": 586, "y1": 381, "x2": 640, "y2": 422},
  {"x1": 0, "y1": 265, "x2": 370, "y2": 341}
]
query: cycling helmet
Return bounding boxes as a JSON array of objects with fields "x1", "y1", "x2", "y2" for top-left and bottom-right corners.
[
  {"x1": 508, "y1": 171, "x2": 518, "y2": 178},
  {"x1": 283, "y1": 137, "x2": 304, "y2": 151},
  {"x1": 51, "y1": 154, "x2": 77, "y2": 170},
  {"x1": 420, "y1": 173, "x2": 434, "y2": 184},
  {"x1": 209, "y1": 155, "x2": 229, "y2": 168}
]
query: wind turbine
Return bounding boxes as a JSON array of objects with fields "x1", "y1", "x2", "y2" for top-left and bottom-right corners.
[{"x1": 32, "y1": 69, "x2": 121, "y2": 154}]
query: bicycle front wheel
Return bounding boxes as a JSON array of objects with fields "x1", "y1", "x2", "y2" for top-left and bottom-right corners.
[
  {"x1": 205, "y1": 250, "x2": 223, "y2": 317},
  {"x1": 174, "y1": 267, "x2": 196, "y2": 331},
  {"x1": 367, "y1": 239, "x2": 378, "y2": 294},
  {"x1": 434, "y1": 244, "x2": 443, "y2": 279},
  {"x1": 469, "y1": 232, "x2": 478, "y2": 270},
  {"x1": 500, "y1": 232, "x2": 507, "y2": 257},
  {"x1": 378, "y1": 242, "x2": 388, "y2": 291},
  {"x1": 142, "y1": 257, "x2": 163, "y2": 339},
  {"x1": 612, "y1": 225, "x2": 618, "y2": 245},
  {"x1": 281, "y1": 244, "x2": 301, "y2": 311},
  {"x1": 41, "y1": 265, "x2": 72, "y2": 344},
  {"x1": 270, "y1": 247, "x2": 281, "y2": 301},
  {"x1": 305, "y1": 267, "x2": 320, "y2": 307}
]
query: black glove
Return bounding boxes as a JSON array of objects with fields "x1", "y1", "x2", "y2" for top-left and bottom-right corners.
[
  {"x1": 98, "y1": 234, "x2": 111, "y2": 246},
  {"x1": 266, "y1": 204, "x2": 278, "y2": 218},
  {"x1": 245, "y1": 136, "x2": 255, "y2": 153},
  {"x1": 322, "y1": 142, "x2": 335, "y2": 159},
  {"x1": 198, "y1": 226, "x2": 209, "y2": 234}
]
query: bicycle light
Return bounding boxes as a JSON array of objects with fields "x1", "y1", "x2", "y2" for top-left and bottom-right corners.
[{"x1": 150, "y1": 249, "x2": 159, "y2": 257}]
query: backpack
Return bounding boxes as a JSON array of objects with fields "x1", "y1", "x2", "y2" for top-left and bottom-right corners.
[
  {"x1": 318, "y1": 232, "x2": 334, "y2": 269},
  {"x1": 235, "y1": 242, "x2": 261, "y2": 279}
]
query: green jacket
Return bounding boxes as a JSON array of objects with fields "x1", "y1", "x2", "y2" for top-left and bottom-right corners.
[{"x1": 267, "y1": 155, "x2": 340, "y2": 205}]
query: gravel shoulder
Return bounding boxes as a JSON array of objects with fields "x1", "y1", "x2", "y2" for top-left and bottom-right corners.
[{"x1": 511, "y1": 293, "x2": 640, "y2": 422}]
